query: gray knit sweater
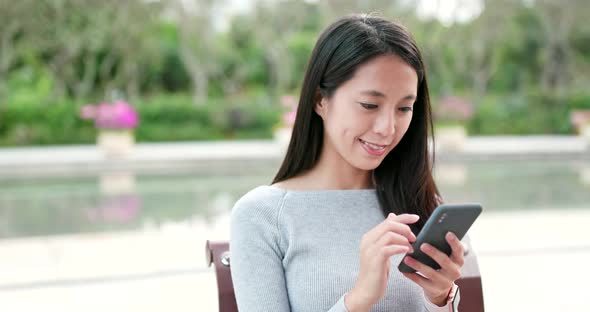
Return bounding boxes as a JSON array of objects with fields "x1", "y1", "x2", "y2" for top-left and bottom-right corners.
[{"x1": 230, "y1": 185, "x2": 455, "y2": 312}]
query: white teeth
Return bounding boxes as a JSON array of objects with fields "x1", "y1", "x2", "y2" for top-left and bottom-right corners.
[{"x1": 361, "y1": 139, "x2": 385, "y2": 150}]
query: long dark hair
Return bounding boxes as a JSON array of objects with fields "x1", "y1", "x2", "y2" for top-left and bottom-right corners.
[{"x1": 272, "y1": 14, "x2": 440, "y2": 230}]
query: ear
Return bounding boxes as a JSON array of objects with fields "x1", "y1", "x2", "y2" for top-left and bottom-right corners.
[{"x1": 313, "y1": 89, "x2": 328, "y2": 118}]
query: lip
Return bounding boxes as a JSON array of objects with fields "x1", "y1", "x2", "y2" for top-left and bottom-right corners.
[
  {"x1": 359, "y1": 139, "x2": 389, "y2": 148},
  {"x1": 359, "y1": 139, "x2": 388, "y2": 156}
]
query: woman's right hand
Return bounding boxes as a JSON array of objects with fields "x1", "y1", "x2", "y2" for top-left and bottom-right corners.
[{"x1": 344, "y1": 213, "x2": 420, "y2": 312}]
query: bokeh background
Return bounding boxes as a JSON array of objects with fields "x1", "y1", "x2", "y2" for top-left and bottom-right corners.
[
  {"x1": 1, "y1": 0, "x2": 589, "y2": 144},
  {"x1": 1, "y1": 0, "x2": 589, "y2": 311}
]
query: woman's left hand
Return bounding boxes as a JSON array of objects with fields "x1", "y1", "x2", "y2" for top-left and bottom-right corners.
[{"x1": 401, "y1": 232, "x2": 464, "y2": 306}]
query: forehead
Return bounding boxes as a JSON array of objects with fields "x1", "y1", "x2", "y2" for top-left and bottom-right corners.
[{"x1": 341, "y1": 54, "x2": 418, "y2": 97}]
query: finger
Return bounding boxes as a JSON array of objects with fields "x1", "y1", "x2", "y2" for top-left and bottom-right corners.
[
  {"x1": 375, "y1": 232, "x2": 411, "y2": 247},
  {"x1": 420, "y1": 243, "x2": 453, "y2": 271},
  {"x1": 380, "y1": 244, "x2": 410, "y2": 259},
  {"x1": 390, "y1": 213, "x2": 421, "y2": 225},
  {"x1": 446, "y1": 232, "x2": 465, "y2": 266},
  {"x1": 367, "y1": 213, "x2": 419, "y2": 244},
  {"x1": 363, "y1": 216, "x2": 418, "y2": 245},
  {"x1": 376, "y1": 231, "x2": 413, "y2": 252},
  {"x1": 420, "y1": 243, "x2": 461, "y2": 281},
  {"x1": 402, "y1": 256, "x2": 445, "y2": 283}
]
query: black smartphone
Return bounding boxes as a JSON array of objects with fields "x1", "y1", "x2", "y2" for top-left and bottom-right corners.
[{"x1": 398, "y1": 203, "x2": 482, "y2": 273}]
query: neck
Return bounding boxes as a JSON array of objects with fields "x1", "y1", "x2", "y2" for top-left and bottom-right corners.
[{"x1": 305, "y1": 140, "x2": 374, "y2": 190}]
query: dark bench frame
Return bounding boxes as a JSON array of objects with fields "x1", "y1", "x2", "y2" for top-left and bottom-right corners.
[{"x1": 206, "y1": 240, "x2": 484, "y2": 311}]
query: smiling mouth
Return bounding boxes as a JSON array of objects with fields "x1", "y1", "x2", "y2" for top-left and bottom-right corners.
[{"x1": 359, "y1": 138, "x2": 388, "y2": 150}]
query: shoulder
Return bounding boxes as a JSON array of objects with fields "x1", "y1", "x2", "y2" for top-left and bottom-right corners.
[
  {"x1": 231, "y1": 185, "x2": 288, "y2": 225},
  {"x1": 233, "y1": 185, "x2": 287, "y2": 211}
]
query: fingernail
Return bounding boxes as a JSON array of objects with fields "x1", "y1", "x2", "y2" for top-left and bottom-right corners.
[
  {"x1": 388, "y1": 213, "x2": 395, "y2": 219},
  {"x1": 421, "y1": 243, "x2": 431, "y2": 251},
  {"x1": 447, "y1": 232, "x2": 455, "y2": 240}
]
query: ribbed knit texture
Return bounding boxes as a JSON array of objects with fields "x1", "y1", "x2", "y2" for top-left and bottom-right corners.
[{"x1": 230, "y1": 185, "x2": 436, "y2": 312}]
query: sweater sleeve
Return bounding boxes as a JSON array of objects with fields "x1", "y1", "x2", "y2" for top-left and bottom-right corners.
[
  {"x1": 230, "y1": 189, "x2": 291, "y2": 311},
  {"x1": 230, "y1": 188, "x2": 350, "y2": 312},
  {"x1": 423, "y1": 291, "x2": 459, "y2": 312}
]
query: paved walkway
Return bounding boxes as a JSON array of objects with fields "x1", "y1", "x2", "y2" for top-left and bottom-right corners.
[
  {"x1": 0, "y1": 136, "x2": 588, "y2": 163},
  {"x1": 0, "y1": 136, "x2": 587, "y2": 176}
]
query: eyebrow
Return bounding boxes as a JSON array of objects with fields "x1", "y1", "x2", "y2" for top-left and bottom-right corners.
[{"x1": 360, "y1": 89, "x2": 416, "y2": 101}]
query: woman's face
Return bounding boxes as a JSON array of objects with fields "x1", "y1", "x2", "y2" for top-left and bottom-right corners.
[{"x1": 315, "y1": 54, "x2": 418, "y2": 171}]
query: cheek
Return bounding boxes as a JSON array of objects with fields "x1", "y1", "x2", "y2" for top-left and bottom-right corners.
[
  {"x1": 326, "y1": 106, "x2": 363, "y2": 139},
  {"x1": 394, "y1": 116, "x2": 413, "y2": 139},
  {"x1": 344, "y1": 116, "x2": 372, "y2": 143}
]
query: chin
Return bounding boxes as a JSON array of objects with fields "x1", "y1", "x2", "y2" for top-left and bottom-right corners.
[
  {"x1": 352, "y1": 158, "x2": 383, "y2": 171},
  {"x1": 352, "y1": 148, "x2": 391, "y2": 171}
]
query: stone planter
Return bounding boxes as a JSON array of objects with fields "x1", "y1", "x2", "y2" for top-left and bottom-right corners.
[
  {"x1": 435, "y1": 125, "x2": 467, "y2": 152},
  {"x1": 97, "y1": 129, "x2": 135, "y2": 158}
]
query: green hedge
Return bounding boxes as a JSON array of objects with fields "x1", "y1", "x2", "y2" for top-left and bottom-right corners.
[
  {"x1": 467, "y1": 91, "x2": 590, "y2": 135},
  {"x1": 0, "y1": 94, "x2": 281, "y2": 146},
  {"x1": 1, "y1": 91, "x2": 589, "y2": 146}
]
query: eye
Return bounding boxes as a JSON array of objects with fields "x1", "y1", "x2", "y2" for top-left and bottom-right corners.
[
  {"x1": 399, "y1": 106, "x2": 413, "y2": 112},
  {"x1": 360, "y1": 102, "x2": 378, "y2": 110}
]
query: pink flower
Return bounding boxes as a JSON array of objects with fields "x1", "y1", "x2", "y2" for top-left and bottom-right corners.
[
  {"x1": 279, "y1": 94, "x2": 298, "y2": 128},
  {"x1": 80, "y1": 100, "x2": 139, "y2": 129},
  {"x1": 283, "y1": 111, "x2": 296, "y2": 127},
  {"x1": 570, "y1": 110, "x2": 590, "y2": 127}
]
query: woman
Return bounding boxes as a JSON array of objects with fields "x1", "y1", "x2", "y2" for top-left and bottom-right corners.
[{"x1": 230, "y1": 14, "x2": 464, "y2": 312}]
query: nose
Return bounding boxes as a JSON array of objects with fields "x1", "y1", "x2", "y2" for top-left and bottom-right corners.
[{"x1": 373, "y1": 110, "x2": 395, "y2": 137}]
